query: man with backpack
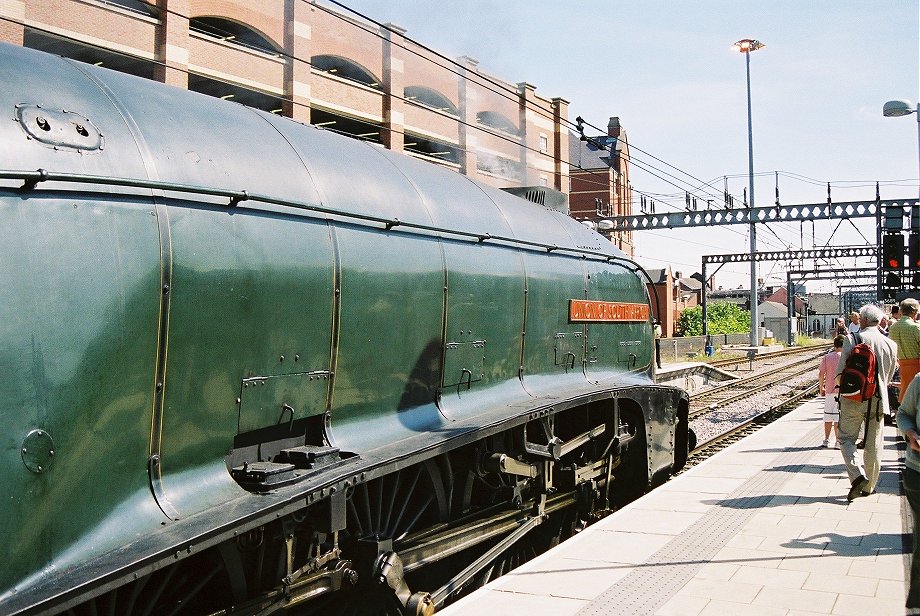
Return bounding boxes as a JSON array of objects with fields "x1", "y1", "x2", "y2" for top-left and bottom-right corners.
[{"x1": 835, "y1": 304, "x2": 898, "y2": 502}]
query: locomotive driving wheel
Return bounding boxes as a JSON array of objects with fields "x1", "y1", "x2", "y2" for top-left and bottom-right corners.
[{"x1": 295, "y1": 459, "x2": 450, "y2": 615}]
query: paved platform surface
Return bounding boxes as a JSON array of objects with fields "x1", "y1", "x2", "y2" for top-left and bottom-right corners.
[{"x1": 440, "y1": 398, "x2": 910, "y2": 615}]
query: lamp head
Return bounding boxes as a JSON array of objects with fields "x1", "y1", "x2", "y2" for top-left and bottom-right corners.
[
  {"x1": 732, "y1": 39, "x2": 765, "y2": 53},
  {"x1": 596, "y1": 219, "x2": 615, "y2": 231},
  {"x1": 883, "y1": 100, "x2": 916, "y2": 117}
]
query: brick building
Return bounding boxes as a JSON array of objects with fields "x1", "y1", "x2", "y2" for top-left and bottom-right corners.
[
  {"x1": 568, "y1": 117, "x2": 633, "y2": 255},
  {"x1": 645, "y1": 268, "x2": 703, "y2": 337},
  {"x1": 0, "y1": 0, "x2": 588, "y2": 197}
]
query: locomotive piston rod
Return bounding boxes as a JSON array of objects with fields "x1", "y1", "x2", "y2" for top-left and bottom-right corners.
[
  {"x1": 484, "y1": 453, "x2": 537, "y2": 478},
  {"x1": 523, "y1": 419, "x2": 606, "y2": 460}
]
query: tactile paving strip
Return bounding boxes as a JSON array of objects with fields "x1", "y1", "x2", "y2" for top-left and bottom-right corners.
[{"x1": 576, "y1": 424, "x2": 824, "y2": 615}]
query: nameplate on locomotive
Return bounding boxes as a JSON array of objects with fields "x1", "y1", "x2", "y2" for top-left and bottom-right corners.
[{"x1": 568, "y1": 300, "x2": 649, "y2": 323}]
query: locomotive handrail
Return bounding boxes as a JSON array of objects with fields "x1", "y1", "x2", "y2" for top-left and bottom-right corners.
[{"x1": 0, "y1": 168, "x2": 641, "y2": 266}]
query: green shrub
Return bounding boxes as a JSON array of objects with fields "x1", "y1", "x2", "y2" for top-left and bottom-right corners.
[{"x1": 676, "y1": 303, "x2": 750, "y2": 337}]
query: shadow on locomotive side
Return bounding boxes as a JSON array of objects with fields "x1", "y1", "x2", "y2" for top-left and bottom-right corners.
[{"x1": 0, "y1": 42, "x2": 689, "y2": 615}]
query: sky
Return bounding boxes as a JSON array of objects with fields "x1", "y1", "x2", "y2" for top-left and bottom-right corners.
[{"x1": 326, "y1": 1, "x2": 919, "y2": 293}]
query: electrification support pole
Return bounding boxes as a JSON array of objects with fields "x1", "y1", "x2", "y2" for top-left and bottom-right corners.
[
  {"x1": 786, "y1": 271, "x2": 794, "y2": 345},
  {"x1": 745, "y1": 48, "x2": 758, "y2": 347},
  {"x1": 702, "y1": 261, "x2": 708, "y2": 338}
]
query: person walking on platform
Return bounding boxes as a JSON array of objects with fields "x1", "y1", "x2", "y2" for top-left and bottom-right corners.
[
  {"x1": 835, "y1": 317, "x2": 847, "y2": 337},
  {"x1": 835, "y1": 304, "x2": 897, "y2": 501},
  {"x1": 896, "y1": 375, "x2": 920, "y2": 610},
  {"x1": 847, "y1": 311, "x2": 861, "y2": 334},
  {"x1": 890, "y1": 298, "x2": 920, "y2": 403},
  {"x1": 818, "y1": 335, "x2": 844, "y2": 447}
]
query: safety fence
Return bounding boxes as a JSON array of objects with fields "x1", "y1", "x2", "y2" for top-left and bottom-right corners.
[{"x1": 659, "y1": 333, "x2": 753, "y2": 362}]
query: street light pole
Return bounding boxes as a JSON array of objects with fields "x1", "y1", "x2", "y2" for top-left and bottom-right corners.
[{"x1": 734, "y1": 38, "x2": 765, "y2": 347}]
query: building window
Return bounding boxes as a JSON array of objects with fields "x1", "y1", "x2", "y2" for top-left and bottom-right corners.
[
  {"x1": 95, "y1": 0, "x2": 158, "y2": 17},
  {"x1": 311, "y1": 108, "x2": 382, "y2": 144},
  {"x1": 188, "y1": 73, "x2": 281, "y2": 113},
  {"x1": 539, "y1": 134, "x2": 548, "y2": 154},
  {"x1": 24, "y1": 29, "x2": 156, "y2": 79},
  {"x1": 404, "y1": 134, "x2": 461, "y2": 165}
]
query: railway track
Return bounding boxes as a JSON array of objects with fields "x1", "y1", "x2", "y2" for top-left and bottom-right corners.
[
  {"x1": 688, "y1": 347, "x2": 828, "y2": 419},
  {"x1": 683, "y1": 380, "x2": 820, "y2": 470},
  {"x1": 707, "y1": 342, "x2": 832, "y2": 371},
  {"x1": 679, "y1": 344, "x2": 831, "y2": 471}
]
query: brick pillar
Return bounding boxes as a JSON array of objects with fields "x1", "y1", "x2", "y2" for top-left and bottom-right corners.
[
  {"x1": 0, "y1": 0, "x2": 25, "y2": 45},
  {"x1": 381, "y1": 23, "x2": 405, "y2": 150},
  {"x1": 458, "y1": 55, "x2": 479, "y2": 177},
  {"x1": 283, "y1": 0, "x2": 312, "y2": 122},
  {"x1": 518, "y1": 82, "x2": 536, "y2": 185},
  {"x1": 612, "y1": 117, "x2": 633, "y2": 255},
  {"x1": 154, "y1": 0, "x2": 189, "y2": 88},
  {"x1": 552, "y1": 96, "x2": 569, "y2": 195}
]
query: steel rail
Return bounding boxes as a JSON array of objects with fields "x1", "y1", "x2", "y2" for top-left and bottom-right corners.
[
  {"x1": 684, "y1": 381, "x2": 820, "y2": 469},
  {"x1": 707, "y1": 342, "x2": 832, "y2": 369},
  {"x1": 689, "y1": 349, "x2": 826, "y2": 412},
  {"x1": 689, "y1": 362, "x2": 818, "y2": 420}
]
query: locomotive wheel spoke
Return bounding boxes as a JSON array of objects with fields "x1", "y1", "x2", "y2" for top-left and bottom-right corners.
[
  {"x1": 347, "y1": 458, "x2": 450, "y2": 545},
  {"x1": 387, "y1": 465, "x2": 424, "y2": 537}
]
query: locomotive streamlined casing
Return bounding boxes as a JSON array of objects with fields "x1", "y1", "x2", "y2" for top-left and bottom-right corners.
[{"x1": 0, "y1": 41, "x2": 687, "y2": 614}]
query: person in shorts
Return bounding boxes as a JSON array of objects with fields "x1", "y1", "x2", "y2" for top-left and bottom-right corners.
[{"x1": 818, "y1": 335, "x2": 845, "y2": 447}]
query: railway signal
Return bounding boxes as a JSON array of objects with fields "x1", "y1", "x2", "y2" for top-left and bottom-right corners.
[
  {"x1": 909, "y1": 232, "x2": 920, "y2": 269},
  {"x1": 882, "y1": 233, "x2": 905, "y2": 270}
]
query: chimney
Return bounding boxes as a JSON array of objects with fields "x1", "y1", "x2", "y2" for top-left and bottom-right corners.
[{"x1": 607, "y1": 116, "x2": 621, "y2": 138}]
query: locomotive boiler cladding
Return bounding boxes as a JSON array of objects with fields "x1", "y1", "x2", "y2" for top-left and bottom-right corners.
[{"x1": 0, "y1": 42, "x2": 689, "y2": 615}]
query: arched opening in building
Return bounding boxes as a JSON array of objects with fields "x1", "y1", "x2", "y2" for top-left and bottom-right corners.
[
  {"x1": 476, "y1": 111, "x2": 520, "y2": 136},
  {"x1": 311, "y1": 108, "x2": 382, "y2": 144},
  {"x1": 311, "y1": 55, "x2": 382, "y2": 90},
  {"x1": 404, "y1": 86, "x2": 458, "y2": 115},
  {"x1": 189, "y1": 16, "x2": 280, "y2": 55}
]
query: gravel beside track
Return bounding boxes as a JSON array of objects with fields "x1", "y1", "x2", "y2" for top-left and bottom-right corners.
[{"x1": 688, "y1": 362, "x2": 820, "y2": 445}]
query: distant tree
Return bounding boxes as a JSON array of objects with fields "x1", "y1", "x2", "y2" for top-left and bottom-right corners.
[{"x1": 676, "y1": 302, "x2": 750, "y2": 336}]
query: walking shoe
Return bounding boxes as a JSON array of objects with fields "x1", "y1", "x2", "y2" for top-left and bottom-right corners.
[
  {"x1": 847, "y1": 475, "x2": 869, "y2": 502},
  {"x1": 822, "y1": 439, "x2": 829, "y2": 448}
]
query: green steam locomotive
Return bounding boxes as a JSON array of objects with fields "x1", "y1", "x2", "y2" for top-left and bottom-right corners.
[{"x1": 0, "y1": 42, "x2": 688, "y2": 615}]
